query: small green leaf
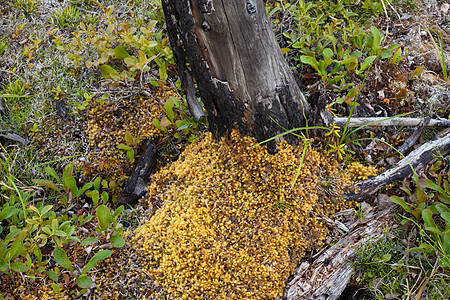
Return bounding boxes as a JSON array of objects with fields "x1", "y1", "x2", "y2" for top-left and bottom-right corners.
[
  {"x1": 40, "y1": 205, "x2": 53, "y2": 216},
  {"x1": 118, "y1": 144, "x2": 132, "y2": 151},
  {"x1": 64, "y1": 175, "x2": 78, "y2": 198},
  {"x1": 93, "y1": 177, "x2": 101, "y2": 190},
  {"x1": 390, "y1": 196, "x2": 412, "y2": 214},
  {"x1": 76, "y1": 274, "x2": 93, "y2": 288},
  {"x1": 0, "y1": 206, "x2": 16, "y2": 221},
  {"x1": 101, "y1": 191, "x2": 109, "y2": 203},
  {"x1": 46, "y1": 270, "x2": 59, "y2": 282},
  {"x1": 10, "y1": 262, "x2": 29, "y2": 272},
  {"x1": 125, "y1": 132, "x2": 134, "y2": 145},
  {"x1": 114, "y1": 46, "x2": 130, "y2": 59},
  {"x1": 323, "y1": 48, "x2": 333, "y2": 59},
  {"x1": 45, "y1": 167, "x2": 62, "y2": 184},
  {"x1": 300, "y1": 55, "x2": 319, "y2": 70},
  {"x1": 99, "y1": 64, "x2": 120, "y2": 80},
  {"x1": 443, "y1": 233, "x2": 450, "y2": 255},
  {"x1": 113, "y1": 205, "x2": 124, "y2": 217},
  {"x1": 81, "y1": 237, "x2": 100, "y2": 246},
  {"x1": 379, "y1": 49, "x2": 392, "y2": 59},
  {"x1": 33, "y1": 179, "x2": 61, "y2": 194},
  {"x1": 360, "y1": 55, "x2": 377, "y2": 72},
  {"x1": 96, "y1": 205, "x2": 112, "y2": 231},
  {"x1": 422, "y1": 208, "x2": 437, "y2": 229},
  {"x1": 51, "y1": 283, "x2": 61, "y2": 294},
  {"x1": 425, "y1": 226, "x2": 442, "y2": 235},
  {"x1": 110, "y1": 235, "x2": 125, "y2": 248},
  {"x1": 6, "y1": 238, "x2": 24, "y2": 261},
  {"x1": 127, "y1": 150, "x2": 135, "y2": 164},
  {"x1": 83, "y1": 249, "x2": 112, "y2": 273},
  {"x1": 77, "y1": 182, "x2": 93, "y2": 198},
  {"x1": 165, "y1": 98, "x2": 175, "y2": 122},
  {"x1": 53, "y1": 247, "x2": 73, "y2": 271},
  {"x1": 381, "y1": 253, "x2": 391, "y2": 262}
]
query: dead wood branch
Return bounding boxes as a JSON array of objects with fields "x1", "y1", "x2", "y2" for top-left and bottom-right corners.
[
  {"x1": 285, "y1": 205, "x2": 395, "y2": 300},
  {"x1": 331, "y1": 116, "x2": 450, "y2": 128},
  {"x1": 346, "y1": 129, "x2": 450, "y2": 201}
]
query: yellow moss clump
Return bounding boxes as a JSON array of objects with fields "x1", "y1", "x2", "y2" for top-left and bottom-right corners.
[
  {"x1": 81, "y1": 87, "x2": 175, "y2": 185},
  {"x1": 131, "y1": 130, "x2": 353, "y2": 299},
  {"x1": 347, "y1": 161, "x2": 377, "y2": 181}
]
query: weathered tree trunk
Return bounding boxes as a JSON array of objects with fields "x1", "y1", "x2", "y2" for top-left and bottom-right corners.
[{"x1": 162, "y1": 0, "x2": 309, "y2": 149}]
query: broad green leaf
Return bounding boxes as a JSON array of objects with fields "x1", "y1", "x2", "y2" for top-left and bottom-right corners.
[
  {"x1": 443, "y1": 233, "x2": 450, "y2": 255},
  {"x1": 53, "y1": 247, "x2": 73, "y2": 271},
  {"x1": 418, "y1": 178, "x2": 446, "y2": 195},
  {"x1": 125, "y1": 132, "x2": 134, "y2": 145},
  {"x1": 64, "y1": 175, "x2": 78, "y2": 198},
  {"x1": 45, "y1": 167, "x2": 62, "y2": 184},
  {"x1": 425, "y1": 226, "x2": 442, "y2": 235},
  {"x1": 83, "y1": 249, "x2": 112, "y2": 273},
  {"x1": 54, "y1": 230, "x2": 67, "y2": 237},
  {"x1": 165, "y1": 98, "x2": 175, "y2": 122},
  {"x1": 5, "y1": 228, "x2": 22, "y2": 244},
  {"x1": 379, "y1": 49, "x2": 392, "y2": 59},
  {"x1": 76, "y1": 274, "x2": 93, "y2": 288},
  {"x1": 146, "y1": 41, "x2": 158, "y2": 48},
  {"x1": 93, "y1": 177, "x2": 101, "y2": 190},
  {"x1": 40, "y1": 205, "x2": 53, "y2": 216},
  {"x1": 6, "y1": 238, "x2": 24, "y2": 261},
  {"x1": 300, "y1": 55, "x2": 319, "y2": 70},
  {"x1": 124, "y1": 56, "x2": 137, "y2": 67},
  {"x1": 46, "y1": 270, "x2": 58, "y2": 281},
  {"x1": 126, "y1": 150, "x2": 135, "y2": 164},
  {"x1": 110, "y1": 235, "x2": 125, "y2": 248},
  {"x1": 96, "y1": 205, "x2": 112, "y2": 231},
  {"x1": 10, "y1": 262, "x2": 28, "y2": 272},
  {"x1": 0, "y1": 206, "x2": 16, "y2": 221},
  {"x1": 51, "y1": 283, "x2": 61, "y2": 294},
  {"x1": 101, "y1": 191, "x2": 110, "y2": 203},
  {"x1": 360, "y1": 55, "x2": 377, "y2": 72},
  {"x1": 390, "y1": 196, "x2": 412, "y2": 213},
  {"x1": 81, "y1": 237, "x2": 100, "y2": 246},
  {"x1": 114, "y1": 46, "x2": 130, "y2": 59},
  {"x1": 422, "y1": 208, "x2": 437, "y2": 229},
  {"x1": 323, "y1": 48, "x2": 333, "y2": 59},
  {"x1": 99, "y1": 65, "x2": 120, "y2": 80}
]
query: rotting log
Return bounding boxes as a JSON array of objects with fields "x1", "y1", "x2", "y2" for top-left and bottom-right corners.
[
  {"x1": 347, "y1": 128, "x2": 450, "y2": 202},
  {"x1": 161, "y1": 0, "x2": 309, "y2": 150},
  {"x1": 284, "y1": 205, "x2": 395, "y2": 300}
]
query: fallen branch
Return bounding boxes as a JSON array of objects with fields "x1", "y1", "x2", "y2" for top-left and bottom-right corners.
[
  {"x1": 346, "y1": 128, "x2": 450, "y2": 201},
  {"x1": 331, "y1": 116, "x2": 450, "y2": 128}
]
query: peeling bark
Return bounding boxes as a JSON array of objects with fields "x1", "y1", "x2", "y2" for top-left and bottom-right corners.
[{"x1": 162, "y1": 0, "x2": 309, "y2": 150}]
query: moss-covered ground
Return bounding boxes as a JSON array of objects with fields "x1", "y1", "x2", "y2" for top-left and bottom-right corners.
[{"x1": 0, "y1": 0, "x2": 449, "y2": 299}]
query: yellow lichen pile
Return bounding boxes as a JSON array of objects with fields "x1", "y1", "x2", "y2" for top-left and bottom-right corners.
[
  {"x1": 81, "y1": 87, "x2": 174, "y2": 183},
  {"x1": 347, "y1": 162, "x2": 377, "y2": 181},
  {"x1": 131, "y1": 131, "x2": 353, "y2": 299}
]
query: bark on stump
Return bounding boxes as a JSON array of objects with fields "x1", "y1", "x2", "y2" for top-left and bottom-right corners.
[{"x1": 162, "y1": 0, "x2": 309, "y2": 149}]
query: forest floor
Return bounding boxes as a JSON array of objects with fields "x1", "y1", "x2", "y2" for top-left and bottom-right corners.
[{"x1": 0, "y1": 0, "x2": 449, "y2": 299}]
